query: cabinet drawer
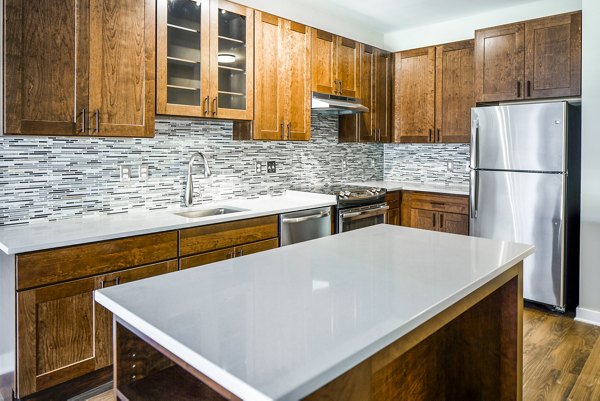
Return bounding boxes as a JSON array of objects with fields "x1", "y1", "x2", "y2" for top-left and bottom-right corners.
[
  {"x1": 16, "y1": 232, "x2": 178, "y2": 290},
  {"x1": 385, "y1": 191, "x2": 401, "y2": 209},
  {"x1": 408, "y1": 192, "x2": 468, "y2": 215},
  {"x1": 179, "y1": 216, "x2": 279, "y2": 257},
  {"x1": 179, "y1": 238, "x2": 279, "y2": 270}
]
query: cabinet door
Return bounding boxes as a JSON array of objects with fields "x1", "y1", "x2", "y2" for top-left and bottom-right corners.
[
  {"x1": 439, "y1": 212, "x2": 469, "y2": 235},
  {"x1": 179, "y1": 247, "x2": 234, "y2": 270},
  {"x1": 435, "y1": 40, "x2": 474, "y2": 143},
  {"x1": 89, "y1": 0, "x2": 155, "y2": 137},
  {"x1": 410, "y1": 209, "x2": 437, "y2": 231},
  {"x1": 387, "y1": 209, "x2": 400, "y2": 226},
  {"x1": 284, "y1": 21, "x2": 312, "y2": 141},
  {"x1": 394, "y1": 47, "x2": 436, "y2": 143},
  {"x1": 524, "y1": 12, "x2": 581, "y2": 99},
  {"x1": 211, "y1": 0, "x2": 254, "y2": 120},
  {"x1": 236, "y1": 238, "x2": 279, "y2": 257},
  {"x1": 311, "y1": 29, "x2": 337, "y2": 95},
  {"x1": 156, "y1": 0, "x2": 210, "y2": 117},
  {"x1": 336, "y1": 37, "x2": 360, "y2": 98},
  {"x1": 4, "y1": 0, "x2": 88, "y2": 135},
  {"x1": 358, "y1": 45, "x2": 376, "y2": 143},
  {"x1": 253, "y1": 12, "x2": 284, "y2": 140},
  {"x1": 16, "y1": 260, "x2": 177, "y2": 397},
  {"x1": 375, "y1": 49, "x2": 393, "y2": 143},
  {"x1": 475, "y1": 23, "x2": 525, "y2": 102}
]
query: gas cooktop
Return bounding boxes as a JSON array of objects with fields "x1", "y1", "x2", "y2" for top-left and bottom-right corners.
[{"x1": 291, "y1": 185, "x2": 386, "y2": 207}]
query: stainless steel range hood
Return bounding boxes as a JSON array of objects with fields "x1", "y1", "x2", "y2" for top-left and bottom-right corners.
[{"x1": 311, "y1": 92, "x2": 368, "y2": 115}]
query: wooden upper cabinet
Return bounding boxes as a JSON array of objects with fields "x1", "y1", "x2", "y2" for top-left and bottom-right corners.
[
  {"x1": 475, "y1": 11, "x2": 581, "y2": 102},
  {"x1": 3, "y1": 0, "x2": 155, "y2": 137},
  {"x1": 475, "y1": 23, "x2": 525, "y2": 102},
  {"x1": 4, "y1": 0, "x2": 87, "y2": 136},
  {"x1": 524, "y1": 12, "x2": 581, "y2": 99},
  {"x1": 156, "y1": 0, "x2": 254, "y2": 120},
  {"x1": 435, "y1": 40, "x2": 475, "y2": 143},
  {"x1": 89, "y1": 0, "x2": 155, "y2": 137},
  {"x1": 375, "y1": 49, "x2": 393, "y2": 143},
  {"x1": 284, "y1": 21, "x2": 312, "y2": 141},
  {"x1": 336, "y1": 37, "x2": 360, "y2": 98},
  {"x1": 252, "y1": 11, "x2": 283, "y2": 140},
  {"x1": 394, "y1": 47, "x2": 436, "y2": 143},
  {"x1": 250, "y1": 12, "x2": 311, "y2": 141},
  {"x1": 311, "y1": 30, "x2": 337, "y2": 95},
  {"x1": 311, "y1": 30, "x2": 359, "y2": 97}
]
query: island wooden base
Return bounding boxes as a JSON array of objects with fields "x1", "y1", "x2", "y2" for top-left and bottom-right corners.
[{"x1": 113, "y1": 262, "x2": 523, "y2": 401}]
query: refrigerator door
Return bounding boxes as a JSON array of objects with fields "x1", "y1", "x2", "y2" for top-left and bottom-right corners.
[
  {"x1": 470, "y1": 170, "x2": 565, "y2": 307},
  {"x1": 471, "y1": 102, "x2": 567, "y2": 172}
]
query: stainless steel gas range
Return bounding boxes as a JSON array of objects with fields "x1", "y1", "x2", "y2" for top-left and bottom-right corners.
[{"x1": 294, "y1": 185, "x2": 388, "y2": 233}]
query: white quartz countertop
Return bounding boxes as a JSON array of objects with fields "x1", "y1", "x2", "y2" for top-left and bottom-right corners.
[
  {"x1": 0, "y1": 191, "x2": 336, "y2": 255},
  {"x1": 347, "y1": 180, "x2": 470, "y2": 195},
  {"x1": 95, "y1": 225, "x2": 533, "y2": 401}
]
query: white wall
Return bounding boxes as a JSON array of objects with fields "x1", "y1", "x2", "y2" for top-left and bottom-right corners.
[
  {"x1": 576, "y1": 0, "x2": 600, "y2": 324},
  {"x1": 384, "y1": 0, "x2": 582, "y2": 51},
  {"x1": 233, "y1": 0, "x2": 385, "y2": 48}
]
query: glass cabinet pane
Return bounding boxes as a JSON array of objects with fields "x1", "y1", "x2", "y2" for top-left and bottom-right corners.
[
  {"x1": 217, "y1": 8, "x2": 247, "y2": 110},
  {"x1": 167, "y1": 0, "x2": 202, "y2": 106}
]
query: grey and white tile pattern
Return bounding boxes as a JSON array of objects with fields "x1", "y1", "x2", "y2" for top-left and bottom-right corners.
[
  {"x1": 0, "y1": 114, "x2": 383, "y2": 226},
  {"x1": 384, "y1": 143, "x2": 470, "y2": 185}
]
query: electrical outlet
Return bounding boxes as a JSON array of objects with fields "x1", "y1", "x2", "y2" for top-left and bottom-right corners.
[
  {"x1": 267, "y1": 161, "x2": 277, "y2": 173},
  {"x1": 255, "y1": 161, "x2": 263, "y2": 174},
  {"x1": 139, "y1": 164, "x2": 149, "y2": 180},
  {"x1": 120, "y1": 165, "x2": 133, "y2": 182}
]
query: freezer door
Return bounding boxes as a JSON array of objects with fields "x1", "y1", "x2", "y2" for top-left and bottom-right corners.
[
  {"x1": 470, "y1": 170, "x2": 565, "y2": 306},
  {"x1": 471, "y1": 102, "x2": 566, "y2": 172}
]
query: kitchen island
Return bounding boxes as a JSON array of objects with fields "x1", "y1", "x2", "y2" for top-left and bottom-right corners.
[{"x1": 95, "y1": 225, "x2": 533, "y2": 400}]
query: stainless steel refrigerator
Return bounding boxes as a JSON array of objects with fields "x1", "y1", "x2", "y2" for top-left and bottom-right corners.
[{"x1": 470, "y1": 102, "x2": 580, "y2": 311}]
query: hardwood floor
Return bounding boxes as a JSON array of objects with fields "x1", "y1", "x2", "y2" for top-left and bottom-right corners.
[{"x1": 85, "y1": 308, "x2": 600, "y2": 401}]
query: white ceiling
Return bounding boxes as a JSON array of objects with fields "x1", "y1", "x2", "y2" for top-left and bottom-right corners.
[{"x1": 293, "y1": 0, "x2": 543, "y2": 33}]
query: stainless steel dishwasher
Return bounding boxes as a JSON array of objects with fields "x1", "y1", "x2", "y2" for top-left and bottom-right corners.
[{"x1": 280, "y1": 207, "x2": 332, "y2": 246}]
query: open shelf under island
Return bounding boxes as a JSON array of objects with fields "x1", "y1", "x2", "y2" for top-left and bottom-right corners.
[{"x1": 95, "y1": 224, "x2": 534, "y2": 401}]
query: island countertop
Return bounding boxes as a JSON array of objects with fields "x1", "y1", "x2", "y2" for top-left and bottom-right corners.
[{"x1": 95, "y1": 225, "x2": 533, "y2": 401}]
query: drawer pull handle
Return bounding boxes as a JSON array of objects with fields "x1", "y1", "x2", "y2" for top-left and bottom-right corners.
[
  {"x1": 440, "y1": 213, "x2": 444, "y2": 229},
  {"x1": 100, "y1": 277, "x2": 120, "y2": 288}
]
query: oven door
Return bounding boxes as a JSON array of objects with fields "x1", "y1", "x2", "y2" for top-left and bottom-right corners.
[{"x1": 338, "y1": 203, "x2": 389, "y2": 233}]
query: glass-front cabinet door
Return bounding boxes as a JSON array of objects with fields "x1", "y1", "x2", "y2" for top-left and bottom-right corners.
[{"x1": 157, "y1": 0, "x2": 253, "y2": 120}]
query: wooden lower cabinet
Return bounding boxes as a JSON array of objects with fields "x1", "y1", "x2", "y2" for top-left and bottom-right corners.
[
  {"x1": 401, "y1": 191, "x2": 469, "y2": 235},
  {"x1": 16, "y1": 260, "x2": 178, "y2": 397},
  {"x1": 179, "y1": 238, "x2": 279, "y2": 270},
  {"x1": 385, "y1": 191, "x2": 401, "y2": 226}
]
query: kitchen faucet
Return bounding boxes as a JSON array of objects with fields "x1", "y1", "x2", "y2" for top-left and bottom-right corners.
[{"x1": 184, "y1": 152, "x2": 212, "y2": 207}]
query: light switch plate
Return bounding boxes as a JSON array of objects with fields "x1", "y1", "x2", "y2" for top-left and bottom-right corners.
[{"x1": 255, "y1": 161, "x2": 263, "y2": 174}]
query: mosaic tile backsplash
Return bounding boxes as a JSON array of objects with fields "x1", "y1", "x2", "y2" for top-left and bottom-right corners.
[
  {"x1": 384, "y1": 143, "x2": 471, "y2": 185},
  {"x1": 0, "y1": 114, "x2": 470, "y2": 226},
  {"x1": 0, "y1": 114, "x2": 384, "y2": 225}
]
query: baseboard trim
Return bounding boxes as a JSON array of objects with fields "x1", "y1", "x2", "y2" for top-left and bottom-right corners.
[{"x1": 575, "y1": 307, "x2": 600, "y2": 326}]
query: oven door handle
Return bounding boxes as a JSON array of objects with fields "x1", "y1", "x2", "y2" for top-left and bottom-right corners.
[
  {"x1": 341, "y1": 205, "x2": 389, "y2": 221},
  {"x1": 281, "y1": 210, "x2": 330, "y2": 224}
]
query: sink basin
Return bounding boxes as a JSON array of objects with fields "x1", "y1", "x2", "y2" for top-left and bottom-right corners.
[{"x1": 175, "y1": 207, "x2": 247, "y2": 219}]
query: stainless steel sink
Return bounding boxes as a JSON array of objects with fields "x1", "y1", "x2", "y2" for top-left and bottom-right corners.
[{"x1": 174, "y1": 207, "x2": 247, "y2": 219}]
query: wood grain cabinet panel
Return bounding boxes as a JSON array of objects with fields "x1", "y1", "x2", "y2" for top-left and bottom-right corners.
[
  {"x1": 394, "y1": 40, "x2": 473, "y2": 144},
  {"x1": 475, "y1": 11, "x2": 581, "y2": 102},
  {"x1": 401, "y1": 191, "x2": 469, "y2": 235},
  {"x1": 339, "y1": 46, "x2": 392, "y2": 143},
  {"x1": 4, "y1": 0, "x2": 155, "y2": 137},
  {"x1": 435, "y1": 40, "x2": 475, "y2": 143},
  {"x1": 16, "y1": 260, "x2": 177, "y2": 398},
  {"x1": 385, "y1": 191, "x2": 401, "y2": 226},
  {"x1": 238, "y1": 13, "x2": 311, "y2": 141},
  {"x1": 179, "y1": 215, "x2": 278, "y2": 256},
  {"x1": 16, "y1": 231, "x2": 178, "y2": 290},
  {"x1": 474, "y1": 23, "x2": 525, "y2": 103},
  {"x1": 311, "y1": 30, "x2": 337, "y2": 95},
  {"x1": 524, "y1": 12, "x2": 581, "y2": 99},
  {"x1": 394, "y1": 47, "x2": 436, "y2": 143},
  {"x1": 179, "y1": 238, "x2": 279, "y2": 270},
  {"x1": 336, "y1": 37, "x2": 360, "y2": 98},
  {"x1": 4, "y1": 0, "x2": 88, "y2": 135}
]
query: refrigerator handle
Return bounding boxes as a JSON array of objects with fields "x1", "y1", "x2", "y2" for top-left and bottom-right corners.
[
  {"x1": 470, "y1": 169, "x2": 479, "y2": 219},
  {"x1": 470, "y1": 118, "x2": 479, "y2": 169}
]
